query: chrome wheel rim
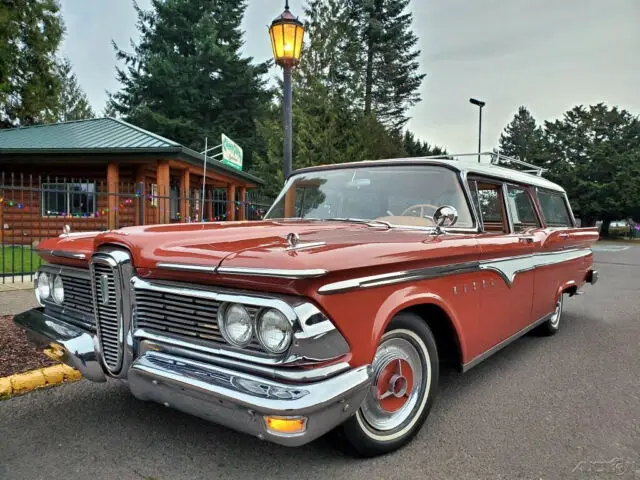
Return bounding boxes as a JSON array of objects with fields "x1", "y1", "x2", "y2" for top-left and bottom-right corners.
[
  {"x1": 549, "y1": 295, "x2": 563, "y2": 328},
  {"x1": 359, "y1": 334, "x2": 427, "y2": 432}
]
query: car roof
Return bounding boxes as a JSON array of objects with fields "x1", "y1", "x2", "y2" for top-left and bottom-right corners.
[{"x1": 292, "y1": 157, "x2": 566, "y2": 193}]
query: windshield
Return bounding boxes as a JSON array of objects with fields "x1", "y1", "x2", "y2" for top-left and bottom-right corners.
[{"x1": 265, "y1": 165, "x2": 474, "y2": 228}]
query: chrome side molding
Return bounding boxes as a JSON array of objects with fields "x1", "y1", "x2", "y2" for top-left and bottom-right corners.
[{"x1": 319, "y1": 248, "x2": 593, "y2": 294}]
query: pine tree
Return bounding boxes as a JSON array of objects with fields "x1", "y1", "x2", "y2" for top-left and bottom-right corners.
[
  {"x1": 498, "y1": 106, "x2": 544, "y2": 164},
  {"x1": 542, "y1": 104, "x2": 640, "y2": 228},
  {"x1": 403, "y1": 131, "x2": 446, "y2": 157},
  {"x1": 0, "y1": 0, "x2": 65, "y2": 127},
  {"x1": 52, "y1": 58, "x2": 94, "y2": 122},
  {"x1": 355, "y1": 0, "x2": 425, "y2": 130},
  {"x1": 107, "y1": 0, "x2": 270, "y2": 169}
]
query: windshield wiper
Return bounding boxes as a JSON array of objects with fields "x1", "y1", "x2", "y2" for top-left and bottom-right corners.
[{"x1": 324, "y1": 218, "x2": 392, "y2": 229}]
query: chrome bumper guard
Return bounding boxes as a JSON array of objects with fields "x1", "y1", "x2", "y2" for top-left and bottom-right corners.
[{"x1": 14, "y1": 308, "x2": 371, "y2": 447}]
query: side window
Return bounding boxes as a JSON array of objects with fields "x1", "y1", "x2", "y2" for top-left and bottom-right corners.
[
  {"x1": 506, "y1": 185, "x2": 540, "y2": 232},
  {"x1": 468, "y1": 179, "x2": 508, "y2": 233},
  {"x1": 537, "y1": 190, "x2": 573, "y2": 227}
]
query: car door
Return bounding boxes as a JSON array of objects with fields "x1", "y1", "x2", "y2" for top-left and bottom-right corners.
[
  {"x1": 468, "y1": 178, "x2": 536, "y2": 347},
  {"x1": 531, "y1": 188, "x2": 594, "y2": 321}
]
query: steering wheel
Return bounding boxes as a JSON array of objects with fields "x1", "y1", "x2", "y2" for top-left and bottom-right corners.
[{"x1": 401, "y1": 203, "x2": 439, "y2": 220}]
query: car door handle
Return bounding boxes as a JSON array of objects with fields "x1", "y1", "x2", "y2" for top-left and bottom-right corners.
[
  {"x1": 519, "y1": 236, "x2": 534, "y2": 244},
  {"x1": 558, "y1": 233, "x2": 570, "y2": 239}
]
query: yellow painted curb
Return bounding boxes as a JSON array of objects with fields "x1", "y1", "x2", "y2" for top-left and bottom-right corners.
[{"x1": 0, "y1": 364, "x2": 82, "y2": 399}]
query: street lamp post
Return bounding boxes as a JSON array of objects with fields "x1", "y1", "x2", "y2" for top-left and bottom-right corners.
[
  {"x1": 469, "y1": 98, "x2": 485, "y2": 163},
  {"x1": 269, "y1": 1, "x2": 305, "y2": 181}
]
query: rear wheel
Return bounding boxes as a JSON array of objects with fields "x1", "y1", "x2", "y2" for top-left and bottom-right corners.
[
  {"x1": 536, "y1": 293, "x2": 564, "y2": 336},
  {"x1": 334, "y1": 312, "x2": 439, "y2": 457}
]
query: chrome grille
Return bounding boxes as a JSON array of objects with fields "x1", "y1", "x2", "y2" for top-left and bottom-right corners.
[
  {"x1": 44, "y1": 273, "x2": 95, "y2": 330},
  {"x1": 134, "y1": 288, "x2": 262, "y2": 351},
  {"x1": 59, "y1": 273, "x2": 94, "y2": 315},
  {"x1": 92, "y1": 263, "x2": 121, "y2": 371}
]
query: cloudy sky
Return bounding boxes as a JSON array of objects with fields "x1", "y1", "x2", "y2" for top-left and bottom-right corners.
[{"x1": 59, "y1": 0, "x2": 639, "y2": 153}]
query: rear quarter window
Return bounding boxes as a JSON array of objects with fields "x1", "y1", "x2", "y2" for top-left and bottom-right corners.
[{"x1": 537, "y1": 190, "x2": 573, "y2": 227}]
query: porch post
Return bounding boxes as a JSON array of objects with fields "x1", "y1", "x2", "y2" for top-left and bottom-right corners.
[
  {"x1": 156, "y1": 160, "x2": 170, "y2": 224},
  {"x1": 135, "y1": 165, "x2": 146, "y2": 226},
  {"x1": 238, "y1": 186, "x2": 246, "y2": 221},
  {"x1": 205, "y1": 187, "x2": 213, "y2": 221},
  {"x1": 226, "y1": 184, "x2": 236, "y2": 221},
  {"x1": 179, "y1": 168, "x2": 190, "y2": 222},
  {"x1": 107, "y1": 162, "x2": 119, "y2": 229}
]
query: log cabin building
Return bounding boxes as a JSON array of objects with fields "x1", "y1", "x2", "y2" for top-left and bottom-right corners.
[{"x1": 0, "y1": 118, "x2": 265, "y2": 245}]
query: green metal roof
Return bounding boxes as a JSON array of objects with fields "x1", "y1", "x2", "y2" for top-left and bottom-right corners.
[{"x1": 0, "y1": 118, "x2": 263, "y2": 185}]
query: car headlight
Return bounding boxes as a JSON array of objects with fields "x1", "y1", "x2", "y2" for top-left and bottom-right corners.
[
  {"x1": 52, "y1": 275, "x2": 64, "y2": 305},
  {"x1": 256, "y1": 309, "x2": 293, "y2": 354},
  {"x1": 35, "y1": 272, "x2": 51, "y2": 304},
  {"x1": 218, "y1": 303, "x2": 253, "y2": 347}
]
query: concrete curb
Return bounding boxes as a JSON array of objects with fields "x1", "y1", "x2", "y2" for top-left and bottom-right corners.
[{"x1": 0, "y1": 364, "x2": 81, "y2": 399}]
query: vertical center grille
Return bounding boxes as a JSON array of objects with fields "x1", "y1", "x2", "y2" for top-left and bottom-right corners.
[{"x1": 91, "y1": 250, "x2": 133, "y2": 375}]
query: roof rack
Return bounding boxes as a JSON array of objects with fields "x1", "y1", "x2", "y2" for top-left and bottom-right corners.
[{"x1": 418, "y1": 151, "x2": 546, "y2": 177}]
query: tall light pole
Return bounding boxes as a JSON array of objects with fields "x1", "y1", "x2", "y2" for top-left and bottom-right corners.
[
  {"x1": 469, "y1": 98, "x2": 485, "y2": 163},
  {"x1": 269, "y1": 1, "x2": 305, "y2": 181}
]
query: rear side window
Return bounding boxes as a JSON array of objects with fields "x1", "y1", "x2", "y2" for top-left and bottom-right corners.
[
  {"x1": 506, "y1": 186, "x2": 540, "y2": 232},
  {"x1": 538, "y1": 190, "x2": 573, "y2": 227}
]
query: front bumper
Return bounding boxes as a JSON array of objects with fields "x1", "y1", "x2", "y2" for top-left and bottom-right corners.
[{"x1": 14, "y1": 308, "x2": 371, "y2": 446}]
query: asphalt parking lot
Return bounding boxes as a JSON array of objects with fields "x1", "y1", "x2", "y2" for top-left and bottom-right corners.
[{"x1": 1, "y1": 245, "x2": 638, "y2": 480}]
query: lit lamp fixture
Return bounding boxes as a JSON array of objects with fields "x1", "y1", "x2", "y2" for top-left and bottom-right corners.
[{"x1": 269, "y1": 1, "x2": 305, "y2": 180}]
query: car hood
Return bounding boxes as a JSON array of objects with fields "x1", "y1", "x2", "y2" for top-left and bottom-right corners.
[{"x1": 37, "y1": 220, "x2": 475, "y2": 275}]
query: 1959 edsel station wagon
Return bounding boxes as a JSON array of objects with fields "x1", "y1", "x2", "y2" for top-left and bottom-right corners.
[{"x1": 15, "y1": 153, "x2": 599, "y2": 457}]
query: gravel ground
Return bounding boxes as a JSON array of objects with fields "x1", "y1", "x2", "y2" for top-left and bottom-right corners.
[
  {"x1": 0, "y1": 246, "x2": 638, "y2": 480},
  {"x1": 0, "y1": 315, "x2": 54, "y2": 377}
]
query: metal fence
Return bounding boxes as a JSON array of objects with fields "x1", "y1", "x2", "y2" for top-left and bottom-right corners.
[{"x1": 0, "y1": 172, "x2": 274, "y2": 283}]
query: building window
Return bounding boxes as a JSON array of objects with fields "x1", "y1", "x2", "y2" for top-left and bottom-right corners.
[{"x1": 42, "y1": 183, "x2": 96, "y2": 216}]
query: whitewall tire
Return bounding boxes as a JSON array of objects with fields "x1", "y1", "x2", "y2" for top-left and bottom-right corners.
[{"x1": 334, "y1": 312, "x2": 439, "y2": 457}]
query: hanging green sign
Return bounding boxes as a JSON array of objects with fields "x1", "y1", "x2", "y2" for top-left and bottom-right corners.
[{"x1": 221, "y1": 133, "x2": 243, "y2": 171}]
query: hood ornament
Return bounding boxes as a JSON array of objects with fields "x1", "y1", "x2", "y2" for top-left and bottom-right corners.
[
  {"x1": 285, "y1": 232, "x2": 325, "y2": 251},
  {"x1": 286, "y1": 232, "x2": 299, "y2": 248}
]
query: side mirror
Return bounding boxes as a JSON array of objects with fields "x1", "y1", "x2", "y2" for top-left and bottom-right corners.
[{"x1": 433, "y1": 206, "x2": 458, "y2": 231}]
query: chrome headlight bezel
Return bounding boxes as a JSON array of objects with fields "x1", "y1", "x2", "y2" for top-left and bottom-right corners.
[
  {"x1": 217, "y1": 303, "x2": 254, "y2": 348},
  {"x1": 35, "y1": 271, "x2": 51, "y2": 305},
  {"x1": 52, "y1": 274, "x2": 65, "y2": 305},
  {"x1": 256, "y1": 308, "x2": 293, "y2": 354}
]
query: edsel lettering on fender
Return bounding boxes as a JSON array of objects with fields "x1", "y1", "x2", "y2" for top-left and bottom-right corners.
[{"x1": 16, "y1": 152, "x2": 599, "y2": 457}]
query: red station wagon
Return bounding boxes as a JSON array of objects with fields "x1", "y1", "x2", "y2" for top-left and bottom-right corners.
[{"x1": 16, "y1": 153, "x2": 599, "y2": 457}]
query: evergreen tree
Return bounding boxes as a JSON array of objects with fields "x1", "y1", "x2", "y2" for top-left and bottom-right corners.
[
  {"x1": 0, "y1": 0, "x2": 65, "y2": 127},
  {"x1": 52, "y1": 58, "x2": 94, "y2": 122},
  {"x1": 498, "y1": 106, "x2": 544, "y2": 163},
  {"x1": 355, "y1": 0, "x2": 425, "y2": 130},
  {"x1": 403, "y1": 130, "x2": 446, "y2": 157},
  {"x1": 541, "y1": 104, "x2": 640, "y2": 229},
  {"x1": 107, "y1": 0, "x2": 270, "y2": 169}
]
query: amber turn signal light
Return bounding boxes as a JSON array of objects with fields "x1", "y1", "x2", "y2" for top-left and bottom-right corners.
[{"x1": 264, "y1": 416, "x2": 307, "y2": 435}]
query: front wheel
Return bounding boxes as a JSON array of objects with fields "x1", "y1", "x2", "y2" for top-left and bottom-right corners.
[{"x1": 334, "y1": 312, "x2": 439, "y2": 457}]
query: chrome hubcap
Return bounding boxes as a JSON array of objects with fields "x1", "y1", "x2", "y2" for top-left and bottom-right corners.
[{"x1": 360, "y1": 336, "x2": 425, "y2": 431}]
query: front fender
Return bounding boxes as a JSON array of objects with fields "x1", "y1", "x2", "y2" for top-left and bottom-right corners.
[{"x1": 371, "y1": 285, "x2": 468, "y2": 362}]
